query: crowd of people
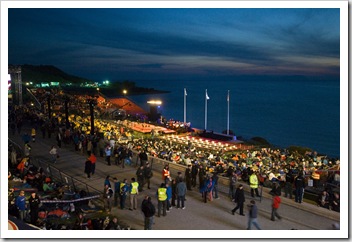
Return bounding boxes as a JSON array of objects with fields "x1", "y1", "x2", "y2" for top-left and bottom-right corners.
[{"x1": 8, "y1": 88, "x2": 340, "y2": 230}]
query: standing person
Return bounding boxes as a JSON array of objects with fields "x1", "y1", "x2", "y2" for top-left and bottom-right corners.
[
  {"x1": 119, "y1": 179, "x2": 128, "y2": 210},
  {"x1": 205, "y1": 176, "x2": 214, "y2": 203},
  {"x1": 191, "y1": 162, "x2": 198, "y2": 188},
  {"x1": 28, "y1": 192, "x2": 40, "y2": 225},
  {"x1": 139, "y1": 150, "x2": 148, "y2": 167},
  {"x1": 144, "y1": 162, "x2": 153, "y2": 189},
  {"x1": 271, "y1": 192, "x2": 282, "y2": 221},
  {"x1": 113, "y1": 177, "x2": 120, "y2": 207},
  {"x1": 198, "y1": 165, "x2": 206, "y2": 190},
  {"x1": 15, "y1": 190, "x2": 27, "y2": 221},
  {"x1": 171, "y1": 179, "x2": 177, "y2": 207},
  {"x1": 104, "y1": 175, "x2": 111, "y2": 188},
  {"x1": 229, "y1": 171, "x2": 238, "y2": 200},
  {"x1": 165, "y1": 183, "x2": 172, "y2": 211},
  {"x1": 89, "y1": 153, "x2": 97, "y2": 175},
  {"x1": 212, "y1": 172, "x2": 219, "y2": 199},
  {"x1": 49, "y1": 145, "x2": 58, "y2": 163},
  {"x1": 185, "y1": 164, "x2": 192, "y2": 191},
  {"x1": 136, "y1": 165, "x2": 145, "y2": 192},
  {"x1": 247, "y1": 200, "x2": 261, "y2": 230},
  {"x1": 84, "y1": 157, "x2": 92, "y2": 179},
  {"x1": 129, "y1": 178, "x2": 139, "y2": 210},
  {"x1": 157, "y1": 183, "x2": 167, "y2": 217},
  {"x1": 104, "y1": 184, "x2": 114, "y2": 213},
  {"x1": 231, "y1": 184, "x2": 245, "y2": 216},
  {"x1": 105, "y1": 145, "x2": 112, "y2": 166},
  {"x1": 141, "y1": 196, "x2": 156, "y2": 230},
  {"x1": 249, "y1": 170, "x2": 261, "y2": 198},
  {"x1": 98, "y1": 138, "x2": 105, "y2": 157},
  {"x1": 294, "y1": 172, "x2": 305, "y2": 203},
  {"x1": 176, "y1": 178, "x2": 187, "y2": 209},
  {"x1": 284, "y1": 169, "x2": 294, "y2": 199},
  {"x1": 175, "y1": 171, "x2": 183, "y2": 184},
  {"x1": 162, "y1": 165, "x2": 171, "y2": 184}
]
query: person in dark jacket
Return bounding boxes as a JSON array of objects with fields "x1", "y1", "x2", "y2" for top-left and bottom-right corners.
[
  {"x1": 247, "y1": 200, "x2": 261, "y2": 230},
  {"x1": 185, "y1": 164, "x2": 192, "y2": 190},
  {"x1": 231, "y1": 184, "x2": 245, "y2": 216},
  {"x1": 141, "y1": 196, "x2": 156, "y2": 230},
  {"x1": 212, "y1": 172, "x2": 219, "y2": 199},
  {"x1": 191, "y1": 163, "x2": 198, "y2": 188},
  {"x1": 84, "y1": 158, "x2": 92, "y2": 179},
  {"x1": 294, "y1": 172, "x2": 306, "y2": 203},
  {"x1": 284, "y1": 169, "x2": 294, "y2": 199},
  {"x1": 144, "y1": 162, "x2": 153, "y2": 189},
  {"x1": 28, "y1": 192, "x2": 40, "y2": 225},
  {"x1": 136, "y1": 165, "x2": 145, "y2": 192},
  {"x1": 176, "y1": 178, "x2": 187, "y2": 209},
  {"x1": 105, "y1": 217, "x2": 121, "y2": 230},
  {"x1": 198, "y1": 165, "x2": 206, "y2": 190}
]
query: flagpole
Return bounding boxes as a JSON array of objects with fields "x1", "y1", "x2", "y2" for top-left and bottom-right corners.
[
  {"x1": 227, "y1": 90, "x2": 230, "y2": 135},
  {"x1": 184, "y1": 88, "x2": 187, "y2": 124},
  {"x1": 205, "y1": 89, "x2": 208, "y2": 130}
]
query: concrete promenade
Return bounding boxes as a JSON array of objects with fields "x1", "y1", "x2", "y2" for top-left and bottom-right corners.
[{"x1": 7, "y1": 126, "x2": 341, "y2": 235}]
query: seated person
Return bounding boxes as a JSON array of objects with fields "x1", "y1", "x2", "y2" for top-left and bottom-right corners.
[
  {"x1": 331, "y1": 192, "x2": 340, "y2": 212},
  {"x1": 317, "y1": 190, "x2": 331, "y2": 209},
  {"x1": 43, "y1": 181, "x2": 55, "y2": 193}
]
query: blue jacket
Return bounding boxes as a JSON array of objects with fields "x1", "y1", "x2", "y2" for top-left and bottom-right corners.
[
  {"x1": 15, "y1": 195, "x2": 26, "y2": 211},
  {"x1": 249, "y1": 204, "x2": 258, "y2": 218},
  {"x1": 166, "y1": 186, "x2": 172, "y2": 199}
]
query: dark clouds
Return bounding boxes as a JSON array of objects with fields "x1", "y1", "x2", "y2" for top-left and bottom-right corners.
[{"x1": 8, "y1": 7, "x2": 340, "y2": 81}]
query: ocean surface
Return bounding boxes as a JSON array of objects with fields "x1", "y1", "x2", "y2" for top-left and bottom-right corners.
[{"x1": 126, "y1": 78, "x2": 340, "y2": 158}]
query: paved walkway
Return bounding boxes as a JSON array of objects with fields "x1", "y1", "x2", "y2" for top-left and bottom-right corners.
[{"x1": 8, "y1": 126, "x2": 341, "y2": 235}]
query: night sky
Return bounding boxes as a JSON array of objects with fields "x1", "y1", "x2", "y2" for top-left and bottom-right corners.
[{"x1": 8, "y1": 7, "x2": 340, "y2": 82}]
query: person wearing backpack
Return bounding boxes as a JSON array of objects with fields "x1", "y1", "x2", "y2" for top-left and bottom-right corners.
[{"x1": 119, "y1": 179, "x2": 128, "y2": 210}]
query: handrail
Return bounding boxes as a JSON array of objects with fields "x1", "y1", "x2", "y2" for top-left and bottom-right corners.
[{"x1": 26, "y1": 88, "x2": 41, "y2": 110}]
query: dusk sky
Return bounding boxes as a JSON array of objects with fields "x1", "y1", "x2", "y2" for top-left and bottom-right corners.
[{"x1": 8, "y1": 7, "x2": 340, "y2": 82}]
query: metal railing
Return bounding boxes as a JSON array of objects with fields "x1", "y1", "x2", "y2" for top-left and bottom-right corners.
[{"x1": 8, "y1": 138, "x2": 103, "y2": 198}]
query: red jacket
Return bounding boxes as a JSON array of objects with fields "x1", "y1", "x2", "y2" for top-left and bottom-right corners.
[
  {"x1": 162, "y1": 169, "x2": 170, "y2": 180},
  {"x1": 272, "y1": 195, "x2": 281, "y2": 209}
]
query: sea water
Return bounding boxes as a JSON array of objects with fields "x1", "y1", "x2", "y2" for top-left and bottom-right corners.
[{"x1": 128, "y1": 77, "x2": 340, "y2": 158}]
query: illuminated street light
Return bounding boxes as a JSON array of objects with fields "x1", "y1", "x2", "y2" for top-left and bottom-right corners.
[
  {"x1": 123, "y1": 89, "x2": 127, "y2": 95},
  {"x1": 147, "y1": 100, "x2": 162, "y2": 105},
  {"x1": 147, "y1": 100, "x2": 162, "y2": 122}
]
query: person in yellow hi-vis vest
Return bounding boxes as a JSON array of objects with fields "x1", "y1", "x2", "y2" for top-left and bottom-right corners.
[
  {"x1": 129, "y1": 178, "x2": 139, "y2": 210},
  {"x1": 249, "y1": 170, "x2": 261, "y2": 198},
  {"x1": 157, "y1": 183, "x2": 167, "y2": 217}
]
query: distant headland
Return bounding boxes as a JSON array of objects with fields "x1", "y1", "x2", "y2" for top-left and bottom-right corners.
[{"x1": 9, "y1": 64, "x2": 170, "y2": 97}]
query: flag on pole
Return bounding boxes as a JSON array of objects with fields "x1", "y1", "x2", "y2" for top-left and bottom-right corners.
[
  {"x1": 206, "y1": 90, "x2": 210, "y2": 100},
  {"x1": 184, "y1": 88, "x2": 187, "y2": 96}
]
